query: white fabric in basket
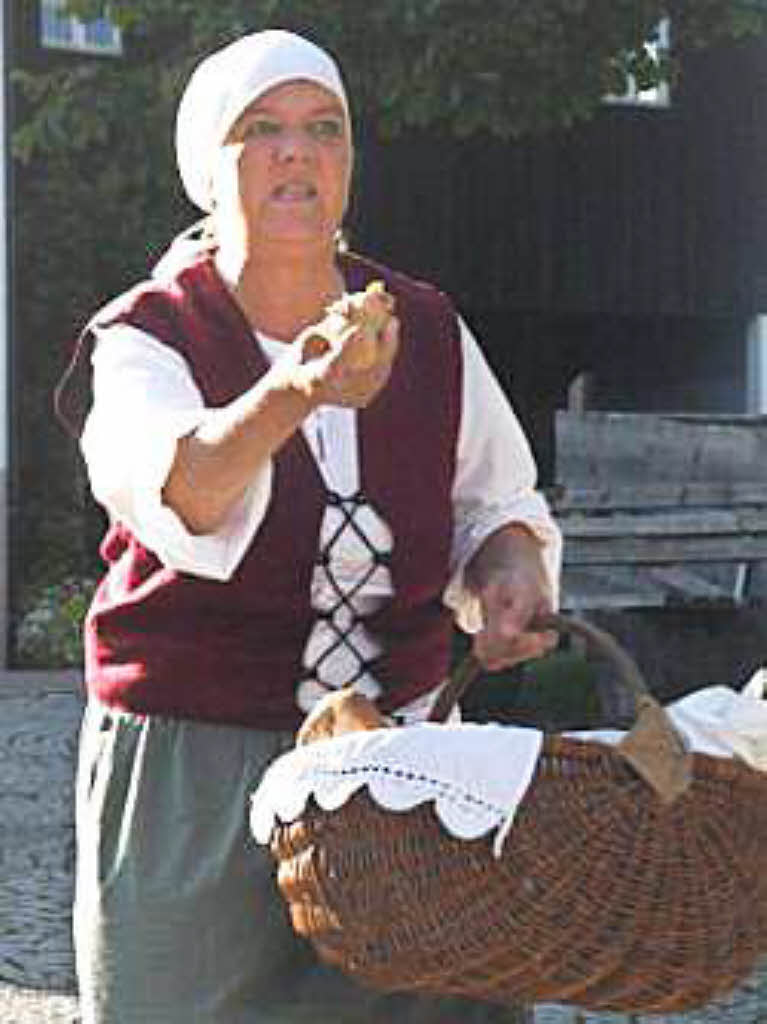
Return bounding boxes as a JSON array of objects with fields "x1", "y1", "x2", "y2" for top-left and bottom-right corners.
[
  {"x1": 250, "y1": 721, "x2": 543, "y2": 846},
  {"x1": 250, "y1": 675, "x2": 767, "y2": 853},
  {"x1": 575, "y1": 678, "x2": 767, "y2": 770}
]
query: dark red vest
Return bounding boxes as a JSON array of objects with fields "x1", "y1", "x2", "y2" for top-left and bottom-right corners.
[{"x1": 57, "y1": 252, "x2": 462, "y2": 729}]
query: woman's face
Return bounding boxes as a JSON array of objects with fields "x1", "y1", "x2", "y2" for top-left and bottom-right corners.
[{"x1": 214, "y1": 80, "x2": 352, "y2": 250}]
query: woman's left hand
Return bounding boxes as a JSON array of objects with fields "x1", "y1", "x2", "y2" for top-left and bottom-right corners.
[{"x1": 465, "y1": 524, "x2": 558, "y2": 671}]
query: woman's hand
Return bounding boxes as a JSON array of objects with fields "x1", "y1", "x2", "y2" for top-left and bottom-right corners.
[
  {"x1": 284, "y1": 283, "x2": 400, "y2": 408},
  {"x1": 465, "y1": 524, "x2": 558, "y2": 671},
  {"x1": 163, "y1": 284, "x2": 399, "y2": 535}
]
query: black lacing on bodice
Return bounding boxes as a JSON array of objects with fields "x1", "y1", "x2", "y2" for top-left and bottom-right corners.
[{"x1": 298, "y1": 490, "x2": 392, "y2": 695}]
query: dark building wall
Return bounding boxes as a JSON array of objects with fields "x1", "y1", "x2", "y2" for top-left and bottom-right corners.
[
  {"x1": 349, "y1": 34, "x2": 767, "y2": 477},
  {"x1": 352, "y1": 34, "x2": 767, "y2": 319},
  {"x1": 587, "y1": 605, "x2": 767, "y2": 704}
]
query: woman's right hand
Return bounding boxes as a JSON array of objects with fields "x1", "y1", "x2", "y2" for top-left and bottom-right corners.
[
  {"x1": 284, "y1": 284, "x2": 400, "y2": 408},
  {"x1": 163, "y1": 286, "x2": 399, "y2": 534}
]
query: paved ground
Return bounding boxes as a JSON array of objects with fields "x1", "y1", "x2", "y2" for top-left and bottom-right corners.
[
  {"x1": 0, "y1": 982, "x2": 79, "y2": 1023},
  {"x1": 1, "y1": 670, "x2": 766, "y2": 1023},
  {"x1": 1, "y1": 673, "x2": 81, "y2": 1023}
]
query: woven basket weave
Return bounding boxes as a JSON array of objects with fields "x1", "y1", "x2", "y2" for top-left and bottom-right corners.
[{"x1": 268, "y1": 615, "x2": 767, "y2": 1013}]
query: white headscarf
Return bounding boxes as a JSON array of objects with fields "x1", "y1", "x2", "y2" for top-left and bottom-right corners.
[{"x1": 175, "y1": 29, "x2": 350, "y2": 213}]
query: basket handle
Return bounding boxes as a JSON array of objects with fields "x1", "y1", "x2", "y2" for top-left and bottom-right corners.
[{"x1": 429, "y1": 612, "x2": 693, "y2": 804}]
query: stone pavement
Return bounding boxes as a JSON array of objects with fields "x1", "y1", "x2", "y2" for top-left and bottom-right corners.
[
  {"x1": 0, "y1": 982, "x2": 79, "y2": 1023},
  {"x1": 0, "y1": 671, "x2": 82, "y2": 1022}
]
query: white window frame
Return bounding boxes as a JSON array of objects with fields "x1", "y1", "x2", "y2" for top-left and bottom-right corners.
[
  {"x1": 40, "y1": 0, "x2": 123, "y2": 57},
  {"x1": 604, "y1": 17, "x2": 671, "y2": 109}
]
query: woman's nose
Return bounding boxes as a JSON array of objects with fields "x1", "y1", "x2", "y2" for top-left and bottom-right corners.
[{"x1": 273, "y1": 128, "x2": 313, "y2": 163}]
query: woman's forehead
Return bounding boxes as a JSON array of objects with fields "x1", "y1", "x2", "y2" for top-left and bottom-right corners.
[{"x1": 242, "y1": 79, "x2": 347, "y2": 116}]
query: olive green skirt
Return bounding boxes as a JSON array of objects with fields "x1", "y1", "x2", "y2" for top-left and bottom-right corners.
[{"x1": 73, "y1": 700, "x2": 527, "y2": 1023}]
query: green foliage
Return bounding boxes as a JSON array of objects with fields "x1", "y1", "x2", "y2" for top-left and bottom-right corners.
[
  {"x1": 460, "y1": 645, "x2": 603, "y2": 730},
  {"x1": 44, "y1": 1, "x2": 765, "y2": 138},
  {"x1": 15, "y1": 576, "x2": 97, "y2": 668},
  {"x1": 517, "y1": 649, "x2": 603, "y2": 727}
]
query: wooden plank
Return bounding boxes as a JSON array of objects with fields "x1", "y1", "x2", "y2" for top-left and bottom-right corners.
[
  {"x1": 560, "y1": 569, "x2": 668, "y2": 609},
  {"x1": 646, "y1": 566, "x2": 734, "y2": 600},
  {"x1": 553, "y1": 482, "x2": 767, "y2": 511},
  {"x1": 561, "y1": 591, "x2": 667, "y2": 610},
  {"x1": 561, "y1": 563, "x2": 747, "y2": 607},
  {"x1": 555, "y1": 412, "x2": 767, "y2": 490},
  {"x1": 560, "y1": 508, "x2": 767, "y2": 538},
  {"x1": 562, "y1": 534, "x2": 767, "y2": 566}
]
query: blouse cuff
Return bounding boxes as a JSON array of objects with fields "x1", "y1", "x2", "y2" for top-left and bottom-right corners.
[
  {"x1": 85, "y1": 405, "x2": 273, "y2": 582},
  {"x1": 133, "y1": 421, "x2": 272, "y2": 581},
  {"x1": 136, "y1": 470, "x2": 273, "y2": 583}
]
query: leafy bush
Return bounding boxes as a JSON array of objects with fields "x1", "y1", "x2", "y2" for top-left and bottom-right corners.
[
  {"x1": 456, "y1": 628, "x2": 603, "y2": 730},
  {"x1": 15, "y1": 576, "x2": 97, "y2": 668}
]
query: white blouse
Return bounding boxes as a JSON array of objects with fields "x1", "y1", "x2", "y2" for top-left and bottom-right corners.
[{"x1": 81, "y1": 309, "x2": 562, "y2": 705}]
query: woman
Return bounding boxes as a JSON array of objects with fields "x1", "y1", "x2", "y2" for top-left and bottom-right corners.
[{"x1": 56, "y1": 28, "x2": 561, "y2": 1024}]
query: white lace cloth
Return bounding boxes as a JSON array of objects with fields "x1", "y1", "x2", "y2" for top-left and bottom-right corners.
[
  {"x1": 250, "y1": 673, "x2": 767, "y2": 856},
  {"x1": 250, "y1": 721, "x2": 543, "y2": 848}
]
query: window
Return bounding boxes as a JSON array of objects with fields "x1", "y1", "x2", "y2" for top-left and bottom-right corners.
[
  {"x1": 40, "y1": 0, "x2": 122, "y2": 56},
  {"x1": 604, "y1": 18, "x2": 670, "y2": 109}
]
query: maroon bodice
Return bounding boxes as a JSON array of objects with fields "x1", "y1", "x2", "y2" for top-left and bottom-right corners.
[{"x1": 57, "y1": 252, "x2": 462, "y2": 729}]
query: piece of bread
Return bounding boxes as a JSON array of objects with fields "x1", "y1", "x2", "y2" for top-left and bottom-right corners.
[
  {"x1": 303, "y1": 281, "x2": 395, "y2": 370},
  {"x1": 296, "y1": 687, "x2": 391, "y2": 746}
]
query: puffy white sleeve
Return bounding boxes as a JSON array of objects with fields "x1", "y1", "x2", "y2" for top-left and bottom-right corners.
[
  {"x1": 80, "y1": 324, "x2": 273, "y2": 581},
  {"x1": 444, "y1": 318, "x2": 563, "y2": 632}
]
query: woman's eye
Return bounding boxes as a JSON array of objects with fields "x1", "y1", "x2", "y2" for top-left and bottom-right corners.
[
  {"x1": 242, "y1": 119, "x2": 281, "y2": 139},
  {"x1": 308, "y1": 118, "x2": 344, "y2": 140}
]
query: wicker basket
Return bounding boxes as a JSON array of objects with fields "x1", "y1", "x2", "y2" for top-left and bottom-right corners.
[{"x1": 266, "y1": 615, "x2": 767, "y2": 1014}]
